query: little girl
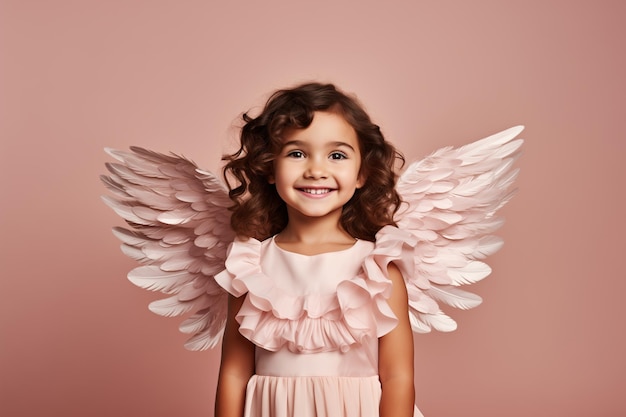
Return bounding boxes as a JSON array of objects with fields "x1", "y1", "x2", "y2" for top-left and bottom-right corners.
[
  {"x1": 214, "y1": 83, "x2": 419, "y2": 417},
  {"x1": 102, "y1": 81, "x2": 522, "y2": 417}
]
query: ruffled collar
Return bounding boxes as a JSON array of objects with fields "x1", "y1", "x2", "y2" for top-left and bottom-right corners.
[{"x1": 214, "y1": 226, "x2": 417, "y2": 353}]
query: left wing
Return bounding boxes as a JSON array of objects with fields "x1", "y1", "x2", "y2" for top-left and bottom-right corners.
[
  {"x1": 394, "y1": 126, "x2": 524, "y2": 333},
  {"x1": 101, "y1": 147, "x2": 235, "y2": 350}
]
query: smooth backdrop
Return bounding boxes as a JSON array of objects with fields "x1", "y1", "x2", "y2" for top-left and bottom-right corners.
[{"x1": 1, "y1": 1, "x2": 625, "y2": 416}]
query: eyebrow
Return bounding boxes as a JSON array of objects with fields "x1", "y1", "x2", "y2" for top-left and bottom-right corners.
[{"x1": 282, "y1": 140, "x2": 357, "y2": 152}]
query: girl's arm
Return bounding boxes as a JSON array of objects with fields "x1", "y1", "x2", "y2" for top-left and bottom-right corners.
[
  {"x1": 215, "y1": 294, "x2": 255, "y2": 417},
  {"x1": 379, "y1": 262, "x2": 416, "y2": 417}
]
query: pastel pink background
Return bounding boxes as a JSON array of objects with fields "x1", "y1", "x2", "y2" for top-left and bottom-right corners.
[{"x1": 1, "y1": 1, "x2": 624, "y2": 416}]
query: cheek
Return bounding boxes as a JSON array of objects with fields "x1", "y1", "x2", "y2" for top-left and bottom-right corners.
[
  {"x1": 339, "y1": 168, "x2": 363, "y2": 189},
  {"x1": 269, "y1": 160, "x2": 286, "y2": 184},
  {"x1": 272, "y1": 163, "x2": 296, "y2": 189}
]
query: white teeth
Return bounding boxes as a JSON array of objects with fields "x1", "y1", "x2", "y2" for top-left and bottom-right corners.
[{"x1": 302, "y1": 188, "x2": 330, "y2": 195}]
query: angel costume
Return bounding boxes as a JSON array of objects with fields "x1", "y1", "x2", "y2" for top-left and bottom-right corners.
[
  {"x1": 215, "y1": 226, "x2": 422, "y2": 417},
  {"x1": 101, "y1": 126, "x2": 523, "y2": 417}
]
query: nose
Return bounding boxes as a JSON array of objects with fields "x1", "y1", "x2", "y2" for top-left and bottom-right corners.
[{"x1": 304, "y1": 157, "x2": 327, "y2": 179}]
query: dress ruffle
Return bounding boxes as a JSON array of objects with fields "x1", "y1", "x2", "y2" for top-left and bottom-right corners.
[{"x1": 214, "y1": 226, "x2": 419, "y2": 353}]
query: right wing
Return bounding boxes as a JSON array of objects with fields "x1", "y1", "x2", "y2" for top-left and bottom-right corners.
[{"x1": 101, "y1": 147, "x2": 235, "y2": 350}]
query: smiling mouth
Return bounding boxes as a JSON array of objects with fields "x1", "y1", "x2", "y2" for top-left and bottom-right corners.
[{"x1": 299, "y1": 188, "x2": 333, "y2": 195}]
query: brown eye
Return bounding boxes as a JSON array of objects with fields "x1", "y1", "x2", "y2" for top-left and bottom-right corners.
[
  {"x1": 330, "y1": 152, "x2": 347, "y2": 160},
  {"x1": 287, "y1": 150, "x2": 305, "y2": 158}
]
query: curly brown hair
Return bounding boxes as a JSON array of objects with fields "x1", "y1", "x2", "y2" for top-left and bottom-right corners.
[{"x1": 222, "y1": 82, "x2": 404, "y2": 241}]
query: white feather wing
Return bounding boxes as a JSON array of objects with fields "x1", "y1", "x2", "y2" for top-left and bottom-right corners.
[
  {"x1": 395, "y1": 126, "x2": 523, "y2": 333},
  {"x1": 101, "y1": 147, "x2": 234, "y2": 350}
]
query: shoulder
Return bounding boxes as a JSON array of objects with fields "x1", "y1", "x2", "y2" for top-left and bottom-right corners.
[
  {"x1": 362, "y1": 225, "x2": 418, "y2": 279},
  {"x1": 214, "y1": 236, "x2": 268, "y2": 297}
]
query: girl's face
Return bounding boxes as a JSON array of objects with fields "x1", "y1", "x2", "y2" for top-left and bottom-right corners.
[{"x1": 270, "y1": 111, "x2": 365, "y2": 222}]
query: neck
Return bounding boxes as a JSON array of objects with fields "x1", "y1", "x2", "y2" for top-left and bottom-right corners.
[{"x1": 278, "y1": 209, "x2": 354, "y2": 245}]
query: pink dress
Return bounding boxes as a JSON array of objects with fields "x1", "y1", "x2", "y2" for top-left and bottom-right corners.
[{"x1": 215, "y1": 226, "x2": 424, "y2": 417}]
